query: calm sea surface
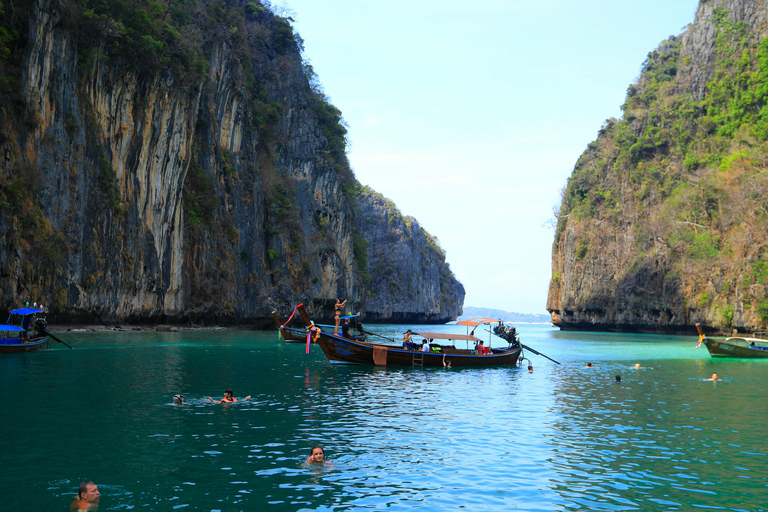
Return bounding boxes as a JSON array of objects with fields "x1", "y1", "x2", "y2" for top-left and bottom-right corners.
[{"x1": 2, "y1": 324, "x2": 767, "y2": 511}]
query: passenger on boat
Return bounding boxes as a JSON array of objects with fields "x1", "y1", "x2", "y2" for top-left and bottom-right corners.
[
  {"x1": 70, "y1": 481, "x2": 99, "y2": 511},
  {"x1": 209, "y1": 389, "x2": 251, "y2": 403},
  {"x1": 333, "y1": 299, "x2": 347, "y2": 335},
  {"x1": 421, "y1": 340, "x2": 430, "y2": 352},
  {"x1": 476, "y1": 341, "x2": 489, "y2": 355},
  {"x1": 341, "y1": 319, "x2": 351, "y2": 339},
  {"x1": 307, "y1": 445, "x2": 326, "y2": 464}
]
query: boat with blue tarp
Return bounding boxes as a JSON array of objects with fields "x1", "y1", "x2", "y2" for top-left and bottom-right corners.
[{"x1": 0, "y1": 307, "x2": 49, "y2": 354}]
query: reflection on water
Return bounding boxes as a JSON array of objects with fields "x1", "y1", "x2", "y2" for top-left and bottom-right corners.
[{"x1": 1, "y1": 325, "x2": 767, "y2": 511}]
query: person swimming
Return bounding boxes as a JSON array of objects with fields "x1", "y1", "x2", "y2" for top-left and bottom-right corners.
[
  {"x1": 209, "y1": 389, "x2": 251, "y2": 403},
  {"x1": 307, "y1": 445, "x2": 326, "y2": 464}
]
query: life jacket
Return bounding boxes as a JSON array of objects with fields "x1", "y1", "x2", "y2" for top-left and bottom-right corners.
[{"x1": 220, "y1": 397, "x2": 237, "y2": 403}]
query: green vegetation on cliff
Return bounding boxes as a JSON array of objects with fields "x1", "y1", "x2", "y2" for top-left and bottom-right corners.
[
  {"x1": 0, "y1": 0, "x2": 465, "y2": 323},
  {"x1": 552, "y1": 4, "x2": 768, "y2": 333}
]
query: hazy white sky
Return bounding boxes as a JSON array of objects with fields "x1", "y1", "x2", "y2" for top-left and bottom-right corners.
[{"x1": 283, "y1": 0, "x2": 700, "y2": 314}]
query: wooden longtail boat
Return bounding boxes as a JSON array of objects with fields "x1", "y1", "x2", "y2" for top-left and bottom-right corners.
[
  {"x1": 297, "y1": 305, "x2": 521, "y2": 367},
  {"x1": 695, "y1": 323, "x2": 768, "y2": 358},
  {"x1": 272, "y1": 311, "x2": 305, "y2": 342},
  {"x1": 273, "y1": 309, "x2": 367, "y2": 343},
  {"x1": 0, "y1": 307, "x2": 49, "y2": 354}
]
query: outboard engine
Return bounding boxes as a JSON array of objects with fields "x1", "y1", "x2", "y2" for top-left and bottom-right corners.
[
  {"x1": 493, "y1": 324, "x2": 520, "y2": 349},
  {"x1": 34, "y1": 317, "x2": 48, "y2": 334}
]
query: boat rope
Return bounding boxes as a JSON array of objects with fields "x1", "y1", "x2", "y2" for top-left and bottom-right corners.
[{"x1": 279, "y1": 302, "x2": 304, "y2": 340}]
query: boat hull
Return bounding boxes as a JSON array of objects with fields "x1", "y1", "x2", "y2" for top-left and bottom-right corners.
[
  {"x1": 0, "y1": 336, "x2": 47, "y2": 354},
  {"x1": 281, "y1": 327, "x2": 307, "y2": 343},
  {"x1": 705, "y1": 338, "x2": 768, "y2": 358},
  {"x1": 315, "y1": 331, "x2": 520, "y2": 367}
]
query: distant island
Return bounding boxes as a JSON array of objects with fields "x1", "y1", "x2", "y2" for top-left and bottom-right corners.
[{"x1": 459, "y1": 307, "x2": 551, "y2": 324}]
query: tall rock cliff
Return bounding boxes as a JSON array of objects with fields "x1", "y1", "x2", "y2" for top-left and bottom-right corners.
[
  {"x1": 549, "y1": 0, "x2": 768, "y2": 335},
  {"x1": 0, "y1": 0, "x2": 464, "y2": 325},
  {"x1": 355, "y1": 190, "x2": 464, "y2": 323}
]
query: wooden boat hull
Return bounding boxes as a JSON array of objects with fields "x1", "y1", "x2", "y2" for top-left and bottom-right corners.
[
  {"x1": 0, "y1": 336, "x2": 47, "y2": 354},
  {"x1": 281, "y1": 327, "x2": 307, "y2": 343},
  {"x1": 705, "y1": 338, "x2": 768, "y2": 358},
  {"x1": 315, "y1": 330, "x2": 521, "y2": 367}
]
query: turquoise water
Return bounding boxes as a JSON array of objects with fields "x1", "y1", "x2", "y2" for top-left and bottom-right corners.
[{"x1": 2, "y1": 324, "x2": 767, "y2": 511}]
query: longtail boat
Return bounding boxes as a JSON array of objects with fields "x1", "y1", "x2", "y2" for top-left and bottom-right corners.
[
  {"x1": 273, "y1": 308, "x2": 366, "y2": 343},
  {"x1": 297, "y1": 305, "x2": 521, "y2": 367},
  {"x1": 695, "y1": 323, "x2": 768, "y2": 358},
  {"x1": 0, "y1": 307, "x2": 49, "y2": 354},
  {"x1": 272, "y1": 311, "x2": 306, "y2": 342}
]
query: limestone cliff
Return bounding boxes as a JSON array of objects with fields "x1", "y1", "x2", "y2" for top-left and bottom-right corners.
[
  {"x1": 355, "y1": 190, "x2": 464, "y2": 323},
  {"x1": 0, "y1": 0, "x2": 463, "y2": 325},
  {"x1": 548, "y1": 0, "x2": 768, "y2": 335}
]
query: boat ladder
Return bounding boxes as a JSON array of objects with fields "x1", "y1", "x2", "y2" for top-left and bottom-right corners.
[{"x1": 412, "y1": 352, "x2": 424, "y2": 367}]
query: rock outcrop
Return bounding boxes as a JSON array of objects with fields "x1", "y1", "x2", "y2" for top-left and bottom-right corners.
[
  {"x1": 0, "y1": 0, "x2": 464, "y2": 325},
  {"x1": 355, "y1": 190, "x2": 464, "y2": 323},
  {"x1": 548, "y1": 0, "x2": 768, "y2": 335}
]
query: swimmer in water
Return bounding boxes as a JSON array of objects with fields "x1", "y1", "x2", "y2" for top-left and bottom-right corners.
[
  {"x1": 173, "y1": 394, "x2": 184, "y2": 404},
  {"x1": 634, "y1": 363, "x2": 641, "y2": 369},
  {"x1": 584, "y1": 362, "x2": 593, "y2": 368},
  {"x1": 706, "y1": 373, "x2": 720, "y2": 381},
  {"x1": 209, "y1": 389, "x2": 251, "y2": 403},
  {"x1": 307, "y1": 445, "x2": 326, "y2": 464},
  {"x1": 70, "y1": 481, "x2": 99, "y2": 511}
]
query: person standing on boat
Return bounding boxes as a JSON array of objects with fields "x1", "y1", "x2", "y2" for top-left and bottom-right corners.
[
  {"x1": 70, "y1": 481, "x2": 100, "y2": 511},
  {"x1": 333, "y1": 299, "x2": 347, "y2": 335},
  {"x1": 403, "y1": 329, "x2": 413, "y2": 349}
]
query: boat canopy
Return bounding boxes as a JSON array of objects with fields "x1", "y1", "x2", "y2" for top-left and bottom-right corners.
[
  {"x1": 0, "y1": 325, "x2": 25, "y2": 332},
  {"x1": 9, "y1": 308, "x2": 43, "y2": 316},
  {"x1": 456, "y1": 318, "x2": 502, "y2": 327},
  {"x1": 415, "y1": 332, "x2": 481, "y2": 342}
]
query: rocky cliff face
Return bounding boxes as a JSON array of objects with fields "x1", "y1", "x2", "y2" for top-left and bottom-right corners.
[
  {"x1": 549, "y1": 0, "x2": 768, "y2": 335},
  {"x1": 0, "y1": 0, "x2": 464, "y2": 325},
  {"x1": 355, "y1": 191, "x2": 464, "y2": 323}
]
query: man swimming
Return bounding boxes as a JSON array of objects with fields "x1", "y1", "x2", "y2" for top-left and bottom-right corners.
[{"x1": 70, "y1": 481, "x2": 99, "y2": 511}]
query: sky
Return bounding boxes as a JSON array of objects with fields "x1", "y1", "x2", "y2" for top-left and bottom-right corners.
[{"x1": 281, "y1": 0, "x2": 701, "y2": 314}]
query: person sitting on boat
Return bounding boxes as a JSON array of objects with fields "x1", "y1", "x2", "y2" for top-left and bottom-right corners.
[
  {"x1": 421, "y1": 340, "x2": 430, "y2": 352},
  {"x1": 70, "y1": 481, "x2": 100, "y2": 511},
  {"x1": 209, "y1": 388, "x2": 251, "y2": 403},
  {"x1": 341, "y1": 318, "x2": 351, "y2": 339}
]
